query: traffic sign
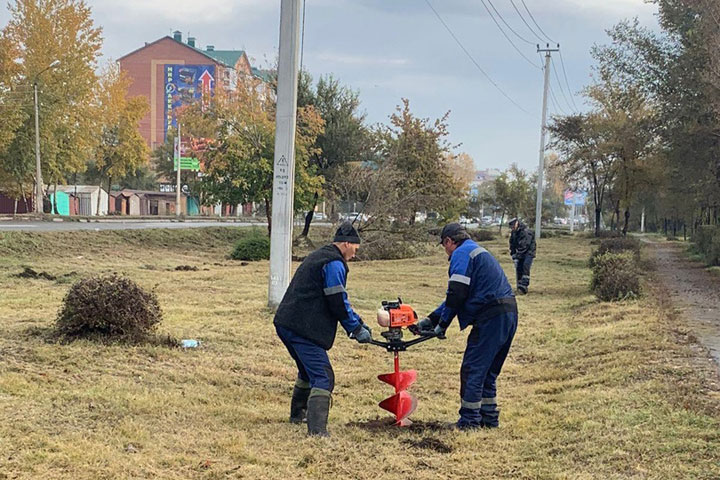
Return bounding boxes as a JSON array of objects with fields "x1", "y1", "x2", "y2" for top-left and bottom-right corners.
[{"x1": 173, "y1": 157, "x2": 200, "y2": 171}]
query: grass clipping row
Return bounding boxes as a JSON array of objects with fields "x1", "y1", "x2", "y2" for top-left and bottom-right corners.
[{"x1": 56, "y1": 274, "x2": 163, "y2": 341}]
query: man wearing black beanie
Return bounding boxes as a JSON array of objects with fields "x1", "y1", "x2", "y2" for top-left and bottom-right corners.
[{"x1": 274, "y1": 221, "x2": 371, "y2": 437}]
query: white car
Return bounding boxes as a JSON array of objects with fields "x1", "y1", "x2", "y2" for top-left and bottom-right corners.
[{"x1": 340, "y1": 212, "x2": 368, "y2": 222}]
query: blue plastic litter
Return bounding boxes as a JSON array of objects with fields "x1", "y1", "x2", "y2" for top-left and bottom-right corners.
[{"x1": 181, "y1": 339, "x2": 200, "y2": 348}]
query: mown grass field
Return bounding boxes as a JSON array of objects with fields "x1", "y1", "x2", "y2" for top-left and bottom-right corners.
[{"x1": 0, "y1": 227, "x2": 719, "y2": 479}]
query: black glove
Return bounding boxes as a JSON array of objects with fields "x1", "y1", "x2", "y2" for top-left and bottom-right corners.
[
  {"x1": 351, "y1": 324, "x2": 371, "y2": 344},
  {"x1": 417, "y1": 317, "x2": 433, "y2": 331},
  {"x1": 433, "y1": 324, "x2": 447, "y2": 339}
]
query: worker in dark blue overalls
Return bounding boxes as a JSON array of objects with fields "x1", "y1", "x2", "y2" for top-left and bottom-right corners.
[
  {"x1": 419, "y1": 222, "x2": 518, "y2": 429},
  {"x1": 274, "y1": 222, "x2": 372, "y2": 436}
]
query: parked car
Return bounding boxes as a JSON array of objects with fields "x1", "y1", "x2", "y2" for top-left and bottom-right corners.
[
  {"x1": 339, "y1": 212, "x2": 368, "y2": 222},
  {"x1": 460, "y1": 216, "x2": 480, "y2": 227}
]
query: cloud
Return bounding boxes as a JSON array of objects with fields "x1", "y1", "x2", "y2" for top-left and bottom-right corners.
[
  {"x1": 92, "y1": 0, "x2": 273, "y2": 24},
  {"x1": 314, "y1": 52, "x2": 410, "y2": 67},
  {"x1": 346, "y1": 0, "x2": 656, "y2": 21},
  {"x1": 353, "y1": 72, "x2": 470, "y2": 97},
  {"x1": 558, "y1": 0, "x2": 657, "y2": 18}
]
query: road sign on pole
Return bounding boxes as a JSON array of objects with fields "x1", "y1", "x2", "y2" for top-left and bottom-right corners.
[
  {"x1": 173, "y1": 158, "x2": 200, "y2": 171},
  {"x1": 175, "y1": 123, "x2": 182, "y2": 217}
]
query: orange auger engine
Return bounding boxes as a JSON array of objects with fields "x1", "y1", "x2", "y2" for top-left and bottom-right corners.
[{"x1": 371, "y1": 298, "x2": 438, "y2": 426}]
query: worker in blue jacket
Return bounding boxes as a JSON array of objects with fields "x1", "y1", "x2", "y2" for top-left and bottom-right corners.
[
  {"x1": 419, "y1": 222, "x2": 518, "y2": 430},
  {"x1": 274, "y1": 222, "x2": 372, "y2": 436},
  {"x1": 508, "y1": 218, "x2": 536, "y2": 294}
]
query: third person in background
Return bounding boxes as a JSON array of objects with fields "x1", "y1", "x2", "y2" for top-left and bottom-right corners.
[{"x1": 508, "y1": 218, "x2": 536, "y2": 295}]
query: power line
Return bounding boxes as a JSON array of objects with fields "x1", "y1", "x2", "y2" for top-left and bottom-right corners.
[
  {"x1": 548, "y1": 83, "x2": 567, "y2": 116},
  {"x1": 479, "y1": 0, "x2": 541, "y2": 69},
  {"x1": 558, "y1": 49, "x2": 580, "y2": 111},
  {"x1": 300, "y1": 0, "x2": 307, "y2": 72},
  {"x1": 423, "y1": 0, "x2": 532, "y2": 115},
  {"x1": 521, "y1": 0, "x2": 555, "y2": 43},
  {"x1": 509, "y1": 0, "x2": 544, "y2": 42},
  {"x1": 551, "y1": 57, "x2": 575, "y2": 112},
  {"x1": 485, "y1": 0, "x2": 534, "y2": 45}
]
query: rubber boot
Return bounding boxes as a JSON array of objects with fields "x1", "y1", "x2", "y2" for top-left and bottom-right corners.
[
  {"x1": 306, "y1": 388, "x2": 331, "y2": 437},
  {"x1": 480, "y1": 400, "x2": 500, "y2": 428},
  {"x1": 457, "y1": 405, "x2": 484, "y2": 430},
  {"x1": 289, "y1": 379, "x2": 311, "y2": 424}
]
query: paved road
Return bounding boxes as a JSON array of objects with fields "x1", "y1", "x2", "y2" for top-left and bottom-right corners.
[{"x1": 0, "y1": 220, "x2": 272, "y2": 232}]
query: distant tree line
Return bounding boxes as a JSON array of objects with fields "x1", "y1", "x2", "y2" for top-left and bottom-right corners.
[{"x1": 547, "y1": 0, "x2": 720, "y2": 236}]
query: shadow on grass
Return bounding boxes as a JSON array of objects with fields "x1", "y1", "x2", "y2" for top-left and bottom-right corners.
[
  {"x1": 347, "y1": 418, "x2": 454, "y2": 453},
  {"x1": 346, "y1": 418, "x2": 449, "y2": 433},
  {"x1": 403, "y1": 437, "x2": 453, "y2": 453},
  {"x1": 22, "y1": 325, "x2": 180, "y2": 347}
]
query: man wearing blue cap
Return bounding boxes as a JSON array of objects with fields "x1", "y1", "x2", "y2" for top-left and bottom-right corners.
[
  {"x1": 418, "y1": 222, "x2": 518, "y2": 430},
  {"x1": 274, "y1": 221, "x2": 372, "y2": 436}
]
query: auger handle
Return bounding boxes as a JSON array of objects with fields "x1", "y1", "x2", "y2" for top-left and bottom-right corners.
[{"x1": 369, "y1": 334, "x2": 438, "y2": 352}]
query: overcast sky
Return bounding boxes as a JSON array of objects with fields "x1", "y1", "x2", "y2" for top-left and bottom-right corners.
[{"x1": 1, "y1": 0, "x2": 660, "y2": 172}]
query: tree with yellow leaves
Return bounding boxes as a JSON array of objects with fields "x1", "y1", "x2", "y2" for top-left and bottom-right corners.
[
  {"x1": 3, "y1": 0, "x2": 103, "y2": 207},
  {"x1": 447, "y1": 152, "x2": 476, "y2": 194},
  {"x1": 180, "y1": 73, "x2": 324, "y2": 232},
  {"x1": 0, "y1": 27, "x2": 31, "y2": 211},
  {"x1": 92, "y1": 63, "x2": 149, "y2": 214}
]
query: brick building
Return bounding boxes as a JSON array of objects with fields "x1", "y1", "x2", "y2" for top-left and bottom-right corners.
[{"x1": 118, "y1": 31, "x2": 256, "y2": 149}]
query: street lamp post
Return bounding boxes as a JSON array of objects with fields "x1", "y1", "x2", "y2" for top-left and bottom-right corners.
[{"x1": 33, "y1": 59, "x2": 60, "y2": 214}]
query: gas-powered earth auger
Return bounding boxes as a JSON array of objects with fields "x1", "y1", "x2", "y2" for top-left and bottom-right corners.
[{"x1": 370, "y1": 298, "x2": 439, "y2": 426}]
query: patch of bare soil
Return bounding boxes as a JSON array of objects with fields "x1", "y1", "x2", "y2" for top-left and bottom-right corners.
[{"x1": 646, "y1": 241, "x2": 720, "y2": 367}]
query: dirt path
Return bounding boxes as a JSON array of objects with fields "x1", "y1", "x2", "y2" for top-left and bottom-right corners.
[{"x1": 646, "y1": 240, "x2": 720, "y2": 367}]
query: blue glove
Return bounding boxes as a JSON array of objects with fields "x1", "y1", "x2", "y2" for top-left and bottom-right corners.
[
  {"x1": 351, "y1": 324, "x2": 372, "y2": 344},
  {"x1": 434, "y1": 324, "x2": 447, "y2": 339}
]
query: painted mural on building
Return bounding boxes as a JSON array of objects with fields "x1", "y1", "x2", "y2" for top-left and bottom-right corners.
[{"x1": 164, "y1": 64, "x2": 215, "y2": 135}]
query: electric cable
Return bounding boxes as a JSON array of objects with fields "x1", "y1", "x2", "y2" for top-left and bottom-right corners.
[
  {"x1": 424, "y1": 0, "x2": 533, "y2": 115},
  {"x1": 485, "y1": 0, "x2": 534, "y2": 45},
  {"x1": 509, "y1": 0, "x2": 544, "y2": 42},
  {"x1": 551, "y1": 57, "x2": 575, "y2": 112},
  {"x1": 558, "y1": 49, "x2": 580, "y2": 111},
  {"x1": 300, "y1": 0, "x2": 307, "y2": 72},
  {"x1": 548, "y1": 83, "x2": 567, "y2": 116},
  {"x1": 521, "y1": 0, "x2": 555, "y2": 43},
  {"x1": 479, "y1": 0, "x2": 541, "y2": 69}
]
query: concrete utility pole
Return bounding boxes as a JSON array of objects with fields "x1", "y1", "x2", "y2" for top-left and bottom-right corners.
[
  {"x1": 176, "y1": 122, "x2": 182, "y2": 217},
  {"x1": 33, "y1": 83, "x2": 42, "y2": 214},
  {"x1": 641, "y1": 206, "x2": 645, "y2": 233},
  {"x1": 33, "y1": 60, "x2": 60, "y2": 214},
  {"x1": 534, "y1": 45, "x2": 558, "y2": 241},
  {"x1": 268, "y1": 0, "x2": 302, "y2": 309}
]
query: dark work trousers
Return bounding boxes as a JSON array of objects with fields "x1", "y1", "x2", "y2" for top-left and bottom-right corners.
[
  {"x1": 458, "y1": 312, "x2": 518, "y2": 428},
  {"x1": 276, "y1": 325, "x2": 335, "y2": 392},
  {"x1": 515, "y1": 256, "x2": 533, "y2": 293}
]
